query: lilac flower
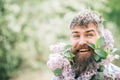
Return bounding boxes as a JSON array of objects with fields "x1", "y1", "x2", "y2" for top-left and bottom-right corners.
[
  {"x1": 99, "y1": 55, "x2": 115, "y2": 66},
  {"x1": 62, "y1": 59, "x2": 75, "y2": 80},
  {"x1": 47, "y1": 53, "x2": 75, "y2": 80},
  {"x1": 103, "y1": 29, "x2": 114, "y2": 50},
  {"x1": 115, "y1": 73, "x2": 120, "y2": 78},
  {"x1": 47, "y1": 43, "x2": 75, "y2": 80},
  {"x1": 49, "y1": 42, "x2": 66, "y2": 53},
  {"x1": 55, "y1": 76, "x2": 64, "y2": 80},
  {"x1": 47, "y1": 53, "x2": 64, "y2": 70}
]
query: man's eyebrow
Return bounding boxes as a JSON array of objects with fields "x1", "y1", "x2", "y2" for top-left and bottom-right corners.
[
  {"x1": 71, "y1": 30, "x2": 95, "y2": 33},
  {"x1": 86, "y1": 30, "x2": 95, "y2": 33},
  {"x1": 71, "y1": 31, "x2": 79, "y2": 34}
]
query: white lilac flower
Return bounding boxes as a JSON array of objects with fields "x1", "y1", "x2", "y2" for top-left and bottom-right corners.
[
  {"x1": 49, "y1": 42, "x2": 66, "y2": 53},
  {"x1": 47, "y1": 53, "x2": 64, "y2": 70},
  {"x1": 99, "y1": 55, "x2": 115, "y2": 66},
  {"x1": 114, "y1": 55, "x2": 120, "y2": 60},
  {"x1": 103, "y1": 29, "x2": 114, "y2": 50}
]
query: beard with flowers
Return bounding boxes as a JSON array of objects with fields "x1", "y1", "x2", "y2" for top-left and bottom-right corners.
[
  {"x1": 47, "y1": 29, "x2": 120, "y2": 80},
  {"x1": 72, "y1": 44, "x2": 97, "y2": 79}
]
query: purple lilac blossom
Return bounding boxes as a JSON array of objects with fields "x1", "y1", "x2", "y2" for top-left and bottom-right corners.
[
  {"x1": 48, "y1": 43, "x2": 75, "y2": 80},
  {"x1": 103, "y1": 29, "x2": 114, "y2": 50},
  {"x1": 47, "y1": 53, "x2": 64, "y2": 70},
  {"x1": 62, "y1": 59, "x2": 75, "y2": 80},
  {"x1": 49, "y1": 42, "x2": 66, "y2": 53},
  {"x1": 47, "y1": 53, "x2": 75, "y2": 80}
]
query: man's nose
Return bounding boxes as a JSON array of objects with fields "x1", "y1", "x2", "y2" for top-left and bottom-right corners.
[{"x1": 78, "y1": 37, "x2": 87, "y2": 45}]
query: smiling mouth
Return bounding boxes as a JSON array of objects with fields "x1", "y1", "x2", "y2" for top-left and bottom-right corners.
[{"x1": 77, "y1": 49, "x2": 90, "y2": 54}]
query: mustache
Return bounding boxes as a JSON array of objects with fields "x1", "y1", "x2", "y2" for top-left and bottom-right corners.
[
  {"x1": 78, "y1": 44, "x2": 90, "y2": 49},
  {"x1": 73, "y1": 44, "x2": 93, "y2": 54}
]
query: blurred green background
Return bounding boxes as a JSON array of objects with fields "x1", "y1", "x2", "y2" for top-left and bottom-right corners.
[{"x1": 0, "y1": 0, "x2": 120, "y2": 80}]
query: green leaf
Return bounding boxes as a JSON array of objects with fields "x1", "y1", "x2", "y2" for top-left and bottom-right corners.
[
  {"x1": 64, "y1": 44, "x2": 72, "y2": 51},
  {"x1": 53, "y1": 68, "x2": 62, "y2": 76},
  {"x1": 92, "y1": 73, "x2": 104, "y2": 79},
  {"x1": 95, "y1": 48, "x2": 108, "y2": 59},
  {"x1": 94, "y1": 54, "x2": 101, "y2": 62},
  {"x1": 97, "y1": 65, "x2": 105, "y2": 72},
  {"x1": 62, "y1": 52, "x2": 75, "y2": 58},
  {"x1": 91, "y1": 75, "x2": 96, "y2": 80},
  {"x1": 88, "y1": 43, "x2": 95, "y2": 49},
  {"x1": 96, "y1": 37, "x2": 104, "y2": 48},
  {"x1": 97, "y1": 73, "x2": 104, "y2": 79},
  {"x1": 68, "y1": 52, "x2": 75, "y2": 58}
]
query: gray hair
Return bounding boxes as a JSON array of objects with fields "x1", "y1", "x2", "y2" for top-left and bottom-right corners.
[{"x1": 70, "y1": 10, "x2": 104, "y2": 36}]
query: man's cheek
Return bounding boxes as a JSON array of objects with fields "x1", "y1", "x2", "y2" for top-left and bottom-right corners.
[
  {"x1": 72, "y1": 41, "x2": 79, "y2": 48},
  {"x1": 70, "y1": 39, "x2": 77, "y2": 45}
]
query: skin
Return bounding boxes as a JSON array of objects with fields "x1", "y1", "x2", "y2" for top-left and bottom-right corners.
[{"x1": 70, "y1": 23, "x2": 100, "y2": 59}]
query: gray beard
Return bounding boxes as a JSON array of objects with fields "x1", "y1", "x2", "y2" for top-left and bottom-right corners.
[{"x1": 72, "y1": 54, "x2": 97, "y2": 79}]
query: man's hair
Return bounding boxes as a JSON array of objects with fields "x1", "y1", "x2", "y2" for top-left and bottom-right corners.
[{"x1": 70, "y1": 9, "x2": 104, "y2": 35}]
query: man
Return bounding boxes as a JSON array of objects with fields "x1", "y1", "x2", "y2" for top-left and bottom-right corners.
[{"x1": 47, "y1": 10, "x2": 120, "y2": 80}]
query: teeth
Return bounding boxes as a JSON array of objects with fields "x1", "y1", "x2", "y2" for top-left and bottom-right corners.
[{"x1": 79, "y1": 49, "x2": 88, "y2": 52}]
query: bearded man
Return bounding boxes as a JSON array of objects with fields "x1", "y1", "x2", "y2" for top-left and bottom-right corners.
[{"x1": 47, "y1": 10, "x2": 120, "y2": 80}]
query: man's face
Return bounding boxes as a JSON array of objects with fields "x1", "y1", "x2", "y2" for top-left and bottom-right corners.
[{"x1": 70, "y1": 23, "x2": 100, "y2": 60}]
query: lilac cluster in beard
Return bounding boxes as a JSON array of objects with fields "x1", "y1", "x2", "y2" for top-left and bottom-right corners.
[
  {"x1": 47, "y1": 43, "x2": 75, "y2": 80},
  {"x1": 47, "y1": 53, "x2": 64, "y2": 70},
  {"x1": 47, "y1": 53, "x2": 75, "y2": 80},
  {"x1": 103, "y1": 29, "x2": 114, "y2": 50}
]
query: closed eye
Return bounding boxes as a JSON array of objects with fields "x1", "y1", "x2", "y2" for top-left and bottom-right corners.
[
  {"x1": 72, "y1": 34, "x2": 80, "y2": 38},
  {"x1": 86, "y1": 34, "x2": 94, "y2": 37}
]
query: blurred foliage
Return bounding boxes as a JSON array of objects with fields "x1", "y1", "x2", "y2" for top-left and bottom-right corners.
[
  {"x1": 0, "y1": 0, "x2": 22, "y2": 79},
  {"x1": 100, "y1": 0, "x2": 120, "y2": 29},
  {"x1": 0, "y1": 0, "x2": 120, "y2": 79},
  {"x1": 100, "y1": 0, "x2": 120, "y2": 67}
]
